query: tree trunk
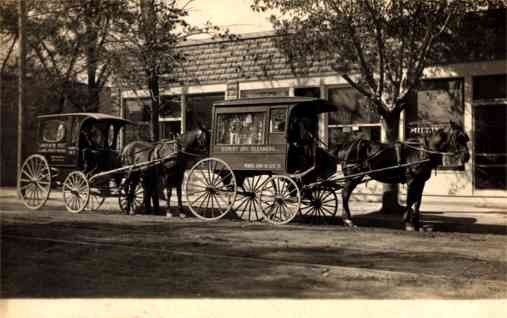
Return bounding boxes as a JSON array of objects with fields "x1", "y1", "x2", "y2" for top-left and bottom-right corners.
[
  {"x1": 380, "y1": 111, "x2": 405, "y2": 214},
  {"x1": 148, "y1": 74, "x2": 160, "y2": 142}
]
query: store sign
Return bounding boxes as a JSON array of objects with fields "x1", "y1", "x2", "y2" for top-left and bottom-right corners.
[
  {"x1": 226, "y1": 82, "x2": 239, "y2": 100},
  {"x1": 407, "y1": 122, "x2": 447, "y2": 139}
]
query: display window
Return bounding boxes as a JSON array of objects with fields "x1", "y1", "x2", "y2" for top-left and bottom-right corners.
[{"x1": 216, "y1": 112, "x2": 265, "y2": 145}]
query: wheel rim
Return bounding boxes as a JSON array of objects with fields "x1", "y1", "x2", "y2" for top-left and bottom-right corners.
[
  {"x1": 17, "y1": 154, "x2": 51, "y2": 210},
  {"x1": 260, "y1": 175, "x2": 301, "y2": 225},
  {"x1": 62, "y1": 171, "x2": 90, "y2": 213},
  {"x1": 86, "y1": 187, "x2": 106, "y2": 211},
  {"x1": 300, "y1": 188, "x2": 338, "y2": 224},
  {"x1": 118, "y1": 178, "x2": 144, "y2": 214},
  {"x1": 234, "y1": 175, "x2": 269, "y2": 222},
  {"x1": 185, "y1": 158, "x2": 237, "y2": 220}
]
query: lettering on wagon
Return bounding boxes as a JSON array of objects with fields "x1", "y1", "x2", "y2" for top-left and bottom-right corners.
[{"x1": 215, "y1": 145, "x2": 281, "y2": 153}]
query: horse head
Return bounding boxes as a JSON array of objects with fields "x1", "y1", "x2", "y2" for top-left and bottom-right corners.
[
  {"x1": 426, "y1": 121, "x2": 470, "y2": 166},
  {"x1": 179, "y1": 126, "x2": 210, "y2": 156}
]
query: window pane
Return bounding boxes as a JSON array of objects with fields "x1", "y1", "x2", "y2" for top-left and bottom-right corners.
[
  {"x1": 240, "y1": 88, "x2": 289, "y2": 98},
  {"x1": 160, "y1": 95, "x2": 181, "y2": 117},
  {"x1": 473, "y1": 74, "x2": 506, "y2": 100},
  {"x1": 216, "y1": 112, "x2": 265, "y2": 145},
  {"x1": 406, "y1": 78, "x2": 464, "y2": 144},
  {"x1": 270, "y1": 109, "x2": 286, "y2": 133},
  {"x1": 328, "y1": 126, "x2": 381, "y2": 148},
  {"x1": 186, "y1": 93, "x2": 224, "y2": 131},
  {"x1": 474, "y1": 104, "x2": 507, "y2": 190},
  {"x1": 42, "y1": 120, "x2": 66, "y2": 142},
  {"x1": 328, "y1": 87, "x2": 380, "y2": 125},
  {"x1": 295, "y1": 87, "x2": 320, "y2": 98}
]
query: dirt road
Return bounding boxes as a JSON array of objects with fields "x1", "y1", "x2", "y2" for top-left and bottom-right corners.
[{"x1": 1, "y1": 199, "x2": 506, "y2": 299}]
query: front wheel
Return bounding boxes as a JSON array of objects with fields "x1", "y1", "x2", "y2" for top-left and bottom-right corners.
[
  {"x1": 300, "y1": 187, "x2": 338, "y2": 224},
  {"x1": 17, "y1": 154, "x2": 52, "y2": 210},
  {"x1": 62, "y1": 171, "x2": 90, "y2": 213},
  {"x1": 260, "y1": 175, "x2": 301, "y2": 225},
  {"x1": 185, "y1": 158, "x2": 237, "y2": 221}
]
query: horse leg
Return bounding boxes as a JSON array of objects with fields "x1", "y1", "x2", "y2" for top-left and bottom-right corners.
[
  {"x1": 142, "y1": 171, "x2": 153, "y2": 214},
  {"x1": 151, "y1": 172, "x2": 160, "y2": 215},
  {"x1": 127, "y1": 173, "x2": 140, "y2": 215},
  {"x1": 165, "y1": 183, "x2": 173, "y2": 218},
  {"x1": 404, "y1": 181, "x2": 424, "y2": 231},
  {"x1": 176, "y1": 182, "x2": 185, "y2": 218},
  {"x1": 341, "y1": 178, "x2": 361, "y2": 228}
]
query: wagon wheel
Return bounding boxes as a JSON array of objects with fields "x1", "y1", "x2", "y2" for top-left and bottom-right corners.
[
  {"x1": 234, "y1": 175, "x2": 268, "y2": 222},
  {"x1": 17, "y1": 154, "x2": 52, "y2": 210},
  {"x1": 260, "y1": 175, "x2": 301, "y2": 225},
  {"x1": 118, "y1": 177, "x2": 144, "y2": 214},
  {"x1": 300, "y1": 187, "x2": 339, "y2": 224},
  {"x1": 62, "y1": 171, "x2": 90, "y2": 213},
  {"x1": 86, "y1": 187, "x2": 106, "y2": 211},
  {"x1": 185, "y1": 158, "x2": 237, "y2": 220}
]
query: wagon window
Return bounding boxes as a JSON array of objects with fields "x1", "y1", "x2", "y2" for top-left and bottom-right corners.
[
  {"x1": 270, "y1": 109, "x2": 286, "y2": 133},
  {"x1": 42, "y1": 119, "x2": 66, "y2": 143},
  {"x1": 216, "y1": 112, "x2": 265, "y2": 145}
]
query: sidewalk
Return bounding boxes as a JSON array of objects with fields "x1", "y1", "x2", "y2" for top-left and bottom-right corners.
[{"x1": 2, "y1": 186, "x2": 505, "y2": 234}]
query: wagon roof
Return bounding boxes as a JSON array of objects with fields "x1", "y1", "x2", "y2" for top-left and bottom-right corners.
[
  {"x1": 214, "y1": 96, "x2": 337, "y2": 114},
  {"x1": 37, "y1": 112, "x2": 134, "y2": 125}
]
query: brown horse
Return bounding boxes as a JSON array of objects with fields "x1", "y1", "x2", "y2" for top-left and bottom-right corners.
[
  {"x1": 121, "y1": 128, "x2": 209, "y2": 216},
  {"x1": 335, "y1": 121, "x2": 470, "y2": 231}
]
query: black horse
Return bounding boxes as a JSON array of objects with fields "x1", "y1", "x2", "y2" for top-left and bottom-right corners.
[
  {"x1": 335, "y1": 121, "x2": 470, "y2": 231},
  {"x1": 121, "y1": 128, "x2": 209, "y2": 216}
]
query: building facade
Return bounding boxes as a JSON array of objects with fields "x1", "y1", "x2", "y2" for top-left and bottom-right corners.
[{"x1": 120, "y1": 10, "x2": 506, "y2": 204}]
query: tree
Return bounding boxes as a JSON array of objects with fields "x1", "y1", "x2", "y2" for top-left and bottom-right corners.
[
  {"x1": 0, "y1": 0, "x2": 126, "y2": 112},
  {"x1": 252, "y1": 0, "x2": 505, "y2": 212},
  {"x1": 111, "y1": 0, "x2": 230, "y2": 142}
]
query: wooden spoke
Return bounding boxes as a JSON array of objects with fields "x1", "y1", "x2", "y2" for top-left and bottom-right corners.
[
  {"x1": 185, "y1": 158, "x2": 237, "y2": 221},
  {"x1": 118, "y1": 178, "x2": 144, "y2": 214},
  {"x1": 62, "y1": 171, "x2": 89, "y2": 213},
  {"x1": 234, "y1": 175, "x2": 267, "y2": 222},
  {"x1": 17, "y1": 155, "x2": 51, "y2": 210},
  {"x1": 300, "y1": 188, "x2": 339, "y2": 224},
  {"x1": 260, "y1": 175, "x2": 300, "y2": 225}
]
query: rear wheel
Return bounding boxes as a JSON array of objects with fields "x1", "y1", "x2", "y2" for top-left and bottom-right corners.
[
  {"x1": 62, "y1": 171, "x2": 90, "y2": 213},
  {"x1": 118, "y1": 177, "x2": 144, "y2": 214},
  {"x1": 17, "y1": 154, "x2": 52, "y2": 210},
  {"x1": 185, "y1": 158, "x2": 237, "y2": 220},
  {"x1": 300, "y1": 188, "x2": 338, "y2": 224},
  {"x1": 234, "y1": 175, "x2": 268, "y2": 222},
  {"x1": 86, "y1": 187, "x2": 106, "y2": 211},
  {"x1": 260, "y1": 175, "x2": 301, "y2": 225}
]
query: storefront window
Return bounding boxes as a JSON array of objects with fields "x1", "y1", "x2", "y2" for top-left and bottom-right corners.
[
  {"x1": 328, "y1": 87, "x2": 381, "y2": 148},
  {"x1": 405, "y1": 78, "x2": 464, "y2": 139},
  {"x1": 186, "y1": 92, "x2": 225, "y2": 131},
  {"x1": 216, "y1": 112, "x2": 265, "y2": 145}
]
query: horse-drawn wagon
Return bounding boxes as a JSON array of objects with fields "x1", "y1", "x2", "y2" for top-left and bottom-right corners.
[
  {"x1": 16, "y1": 113, "x2": 156, "y2": 213},
  {"x1": 184, "y1": 96, "x2": 471, "y2": 230},
  {"x1": 184, "y1": 96, "x2": 341, "y2": 224}
]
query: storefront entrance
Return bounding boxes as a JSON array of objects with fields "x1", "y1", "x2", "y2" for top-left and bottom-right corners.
[{"x1": 473, "y1": 74, "x2": 507, "y2": 190}]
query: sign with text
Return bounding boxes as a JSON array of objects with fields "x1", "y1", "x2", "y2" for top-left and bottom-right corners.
[{"x1": 226, "y1": 82, "x2": 239, "y2": 100}]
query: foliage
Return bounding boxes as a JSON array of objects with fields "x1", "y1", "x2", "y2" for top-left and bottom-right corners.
[
  {"x1": 110, "y1": 0, "x2": 233, "y2": 141},
  {"x1": 252, "y1": 0, "x2": 505, "y2": 128}
]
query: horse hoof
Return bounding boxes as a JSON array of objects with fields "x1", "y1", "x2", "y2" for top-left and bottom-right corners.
[
  {"x1": 344, "y1": 219, "x2": 357, "y2": 228},
  {"x1": 405, "y1": 223, "x2": 415, "y2": 231},
  {"x1": 179, "y1": 213, "x2": 186, "y2": 218},
  {"x1": 166, "y1": 213, "x2": 173, "y2": 218}
]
